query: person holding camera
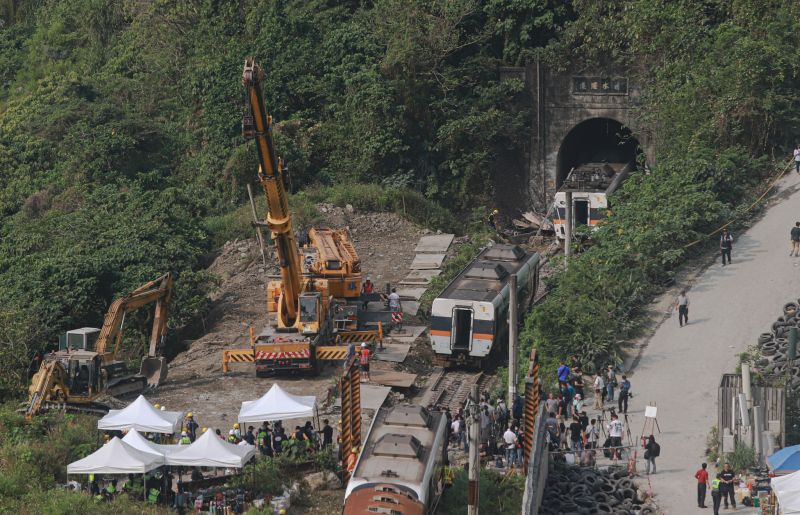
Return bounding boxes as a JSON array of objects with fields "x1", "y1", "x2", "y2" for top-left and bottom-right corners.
[{"x1": 618, "y1": 375, "x2": 631, "y2": 414}]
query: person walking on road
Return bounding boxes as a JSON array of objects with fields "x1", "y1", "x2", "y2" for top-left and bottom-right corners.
[
  {"x1": 618, "y1": 375, "x2": 631, "y2": 414},
  {"x1": 720, "y1": 229, "x2": 734, "y2": 266},
  {"x1": 695, "y1": 462, "x2": 709, "y2": 508},
  {"x1": 644, "y1": 434, "x2": 659, "y2": 475},
  {"x1": 593, "y1": 372, "x2": 605, "y2": 409},
  {"x1": 710, "y1": 473, "x2": 722, "y2": 514},
  {"x1": 605, "y1": 366, "x2": 617, "y2": 402},
  {"x1": 720, "y1": 462, "x2": 736, "y2": 510},
  {"x1": 794, "y1": 143, "x2": 800, "y2": 174},
  {"x1": 791, "y1": 222, "x2": 800, "y2": 257},
  {"x1": 677, "y1": 290, "x2": 690, "y2": 327}
]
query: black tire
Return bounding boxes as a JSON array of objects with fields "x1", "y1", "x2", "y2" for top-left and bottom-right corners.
[{"x1": 759, "y1": 333, "x2": 774, "y2": 345}]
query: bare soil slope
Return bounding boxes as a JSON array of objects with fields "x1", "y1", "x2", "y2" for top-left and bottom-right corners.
[{"x1": 148, "y1": 206, "x2": 422, "y2": 430}]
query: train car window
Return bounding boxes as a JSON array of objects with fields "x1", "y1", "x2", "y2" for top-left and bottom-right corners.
[{"x1": 372, "y1": 496, "x2": 400, "y2": 504}]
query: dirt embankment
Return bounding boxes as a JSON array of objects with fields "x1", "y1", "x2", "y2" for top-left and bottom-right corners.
[{"x1": 148, "y1": 205, "x2": 424, "y2": 430}]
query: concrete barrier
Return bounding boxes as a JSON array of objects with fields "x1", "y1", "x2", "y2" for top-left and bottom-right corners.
[{"x1": 522, "y1": 401, "x2": 549, "y2": 514}]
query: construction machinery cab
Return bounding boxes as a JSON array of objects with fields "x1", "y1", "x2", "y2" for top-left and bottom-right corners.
[
  {"x1": 65, "y1": 352, "x2": 103, "y2": 395},
  {"x1": 298, "y1": 293, "x2": 320, "y2": 334},
  {"x1": 60, "y1": 328, "x2": 100, "y2": 352}
]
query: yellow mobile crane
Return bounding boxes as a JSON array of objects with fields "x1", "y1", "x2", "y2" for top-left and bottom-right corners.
[
  {"x1": 223, "y1": 60, "x2": 380, "y2": 376},
  {"x1": 25, "y1": 273, "x2": 173, "y2": 419}
]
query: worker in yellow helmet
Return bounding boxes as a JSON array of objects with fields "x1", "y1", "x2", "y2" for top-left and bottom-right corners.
[
  {"x1": 487, "y1": 208, "x2": 499, "y2": 230},
  {"x1": 185, "y1": 411, "x2": 198, "y2": 441},
  {"x1": 233, "y1": 422, "x2": 241, "y2": 440},
  {"x1": 154, "y1": 404, "x2": 160, "y2": 410}
]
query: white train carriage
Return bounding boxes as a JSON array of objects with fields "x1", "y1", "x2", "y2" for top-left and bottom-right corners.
[
  {"x1": 343, "y1": 405, "x2": 448, "y2": 515},
  {"x1": 430, "y1": 244, "x2": 539, "y2": 368}
]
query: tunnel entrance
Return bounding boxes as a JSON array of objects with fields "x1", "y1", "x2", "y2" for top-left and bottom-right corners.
[{"x1": 556, "y1": 118, "x2": 640, "y2": 188}]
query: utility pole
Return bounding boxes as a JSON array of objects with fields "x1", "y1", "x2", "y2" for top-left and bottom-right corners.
[
  {"x1": 508, "y1": 274, "x2": 518, "y2": 407},
  {"x1": 468, "y1": 384, "x2": 480, "y2": 515},
  {"x1": 564, "y1": 191, "x2": 572, "y2": 268}
]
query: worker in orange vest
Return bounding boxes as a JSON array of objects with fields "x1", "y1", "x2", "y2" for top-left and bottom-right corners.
[
  {"x1": 347, "y1": 447, "x2": 359, "y2": 473},
  {"x1": 359, "y1": 343, "x2": 370, "y2": 381},
  {"x1": 361, "y1": 277, "x2": 374, "y2": 310}
]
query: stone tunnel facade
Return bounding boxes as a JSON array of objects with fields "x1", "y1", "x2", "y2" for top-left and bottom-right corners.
[{"x1": 497, "y1": 61, "x2": 655, "y2": 213}]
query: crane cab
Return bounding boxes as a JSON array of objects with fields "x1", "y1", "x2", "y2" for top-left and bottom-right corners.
[{"x1": 298, "y1": 292, "x2": 322, "y2": 335}]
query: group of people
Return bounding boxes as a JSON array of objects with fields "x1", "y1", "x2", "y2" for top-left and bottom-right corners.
[
  {"x1": 447, "y1": 393, "x2": 525, "y2": 469},
  {"x1": 544, "y1": 356, "x2": 660, "y2": 472},
  {"x1": 696, "y1": 462, "x2": 738, "y2": 514}
]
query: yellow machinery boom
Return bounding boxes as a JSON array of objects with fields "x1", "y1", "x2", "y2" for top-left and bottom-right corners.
[{"x1": 242, "y1": 59, "x2": 304, "y2": 328}]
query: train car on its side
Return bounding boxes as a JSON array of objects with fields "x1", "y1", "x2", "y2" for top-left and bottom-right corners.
[
  {"x1": 430, "y1": 244, "x2": 540, "y2": 368},
  {"x1": 552, "y1": 160, "x2": 634, "y2": 239},
  {"x1": 343, "y1": 405, "x2": 449, "y2": 515}
]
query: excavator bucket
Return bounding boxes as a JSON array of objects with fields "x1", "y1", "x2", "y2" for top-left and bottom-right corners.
[{"x1": 140, "y1": 357, "x2": 168, "y2": 387}]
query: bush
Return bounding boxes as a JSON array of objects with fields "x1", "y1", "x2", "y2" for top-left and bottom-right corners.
[
  {"x1": 439, "y1": 467, "x2": 524, "y2": 515},
  {"x1": 232, "y1": 458, "x2": 287, "y2": 498},
  {"x1": 725, "y1": 443, "x2": 756, "y2": 473}
]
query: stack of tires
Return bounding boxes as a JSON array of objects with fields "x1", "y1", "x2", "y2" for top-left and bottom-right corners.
[
  {"x1": 756, "y1": 302, "x2": 800, "y2": 387},
  {"x1": 539, "y1": 466, "x2": 657, "y2": 515}
]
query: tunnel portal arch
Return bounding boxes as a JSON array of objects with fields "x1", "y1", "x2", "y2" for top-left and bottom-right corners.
[{"x1": 555, "y1": 117, "x2": 641, "y2": 188}]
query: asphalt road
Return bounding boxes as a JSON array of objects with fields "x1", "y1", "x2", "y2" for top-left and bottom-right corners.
[{"x1": 622, "y1": 172, "x2": 800, "y2": 512}]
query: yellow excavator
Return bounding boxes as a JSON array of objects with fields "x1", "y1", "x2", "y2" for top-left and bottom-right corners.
[{"x1": 25, "y1": 273, "x2": 173, "y2": 419}]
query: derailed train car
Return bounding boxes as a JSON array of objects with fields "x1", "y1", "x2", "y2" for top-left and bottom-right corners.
[
  {"x1": 343, "y1": 405, "x2": 449, "y2": 515},
  {"x1": 430, "y1": 244, "x2": 540, "y2": 368}
]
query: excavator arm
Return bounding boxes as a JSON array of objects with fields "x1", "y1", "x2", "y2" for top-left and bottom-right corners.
[
  {"x1": 242, "y1": 59, "x2": 304, "y2": 328},
  {"x1": 94, "y1": 273, "x2": 173, "y2": 359}
]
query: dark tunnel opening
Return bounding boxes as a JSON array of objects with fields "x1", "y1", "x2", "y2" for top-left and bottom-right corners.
[{"x1": 556, "y1": 118, "x2": 640, "y2": 188}]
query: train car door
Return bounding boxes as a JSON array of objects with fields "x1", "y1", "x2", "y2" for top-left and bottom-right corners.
[
  {"x1": 574, "y1": 199, "x2": 589, "y2": 228},
  {"x1": 451, "y1": 307, "x2": 473, "y2": 352}
]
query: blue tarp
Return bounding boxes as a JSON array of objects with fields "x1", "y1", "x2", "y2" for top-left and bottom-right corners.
[{"x1": 768, "y1": 444, "x2": 800, "y2": 474}]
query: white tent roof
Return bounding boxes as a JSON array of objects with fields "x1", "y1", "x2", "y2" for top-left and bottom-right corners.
[
  {"x1": 97, "y1": 395, "x2": 182, "y2": 433},
  {"x1": 166, "y1": 428, "x2": 256, "y2": 468},
  {"x1": 238, "y1": 383, "x2": 316, "y2": 423},
  {"x1": 67, "y1": 437, "x2": 163, "y2": 474},
  {"x1": 122, "y1": 429, "x2": 180, "y2": 457},
  {"x1": 772, "y1": 469, "x2": 800, "y2": 513}
]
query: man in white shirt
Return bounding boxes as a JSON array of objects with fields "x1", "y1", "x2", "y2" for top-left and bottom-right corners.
[
  {"x1": 607, "y1": 414, "x2": 624, "y2": 460},
  {"x1": 388, "y1": 288, "x2": 401, "y2": 312},
  {"x1": 794, "y1": 143, "x2": 800, "y2": 173},
  {"x1": 593, "y1": 373, "x2": 605, "y2": 409},
  {"x1": 503, "y1": 425, "x2": 518, "y2": 468}
]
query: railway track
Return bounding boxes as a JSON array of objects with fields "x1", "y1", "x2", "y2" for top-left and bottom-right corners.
[{"x1": 419, "y1": 367, "x2": 493, "y2": 412}]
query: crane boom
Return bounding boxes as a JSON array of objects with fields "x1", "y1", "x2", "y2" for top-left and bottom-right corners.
[{"x1": 242, "y1": 58, "x2": 303, "y2": 327}]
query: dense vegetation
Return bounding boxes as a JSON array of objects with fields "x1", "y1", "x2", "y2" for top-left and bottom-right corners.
[
  {"x1": 520, "y1": 0, "x2": 800, "y2": 378},
  {"x1": 0, "y1": 0, "x2": 559, "y2": 399}
]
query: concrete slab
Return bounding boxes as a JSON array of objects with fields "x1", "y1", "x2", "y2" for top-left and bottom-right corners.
[
  {"x1": 388, "y1": 325, "x2": 426, "y2": 340},
  {"x1": 397, "y1": 287, "x2": 427, "y2": 301},
  {"x1": 373, "y1": 343, "x2": 411, "y2": 363},
  {"x1": 415, "y1": 234, "x2": 455, "y2": 253},
  {"x1": 369, "y1": 370, "x2": 417, "y2": 388},
  {"x1": 410, "y1": 253, "x2": 446, "y2": 270},
  {"x1": 360, "y1": 384, "x2": 392, "y2": 411},
  {"x1": 400, "y1": 269, "x2": 442, "y2": 286},
  {"x1": 401, "y1": 301, "x2": 420, "y2": 316}
]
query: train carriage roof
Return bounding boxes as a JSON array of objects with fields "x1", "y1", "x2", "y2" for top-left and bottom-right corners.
[{"x1": 439, "y1": 244, "x2": 536, "y2": 303}]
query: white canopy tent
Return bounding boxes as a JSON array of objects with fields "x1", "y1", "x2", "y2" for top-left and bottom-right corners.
[
  {"x1": 238, "y1": 383, "x2": 316, "y2": 423},
  {"x1": 166, "y1": 428, "x2": 256, "y2": 468},
  {"x1": 97, "y1": 395, "x2": 182, "y2": 433},
  {"x1": 772, "y1": 469, "x2": 800, "y2": 513},
  {"x1": 122, "y1": 429, "x2": 181, "y2": 458},
  {"x1": 67, "y1": 437, "x2": 163, "y2": 474}
]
